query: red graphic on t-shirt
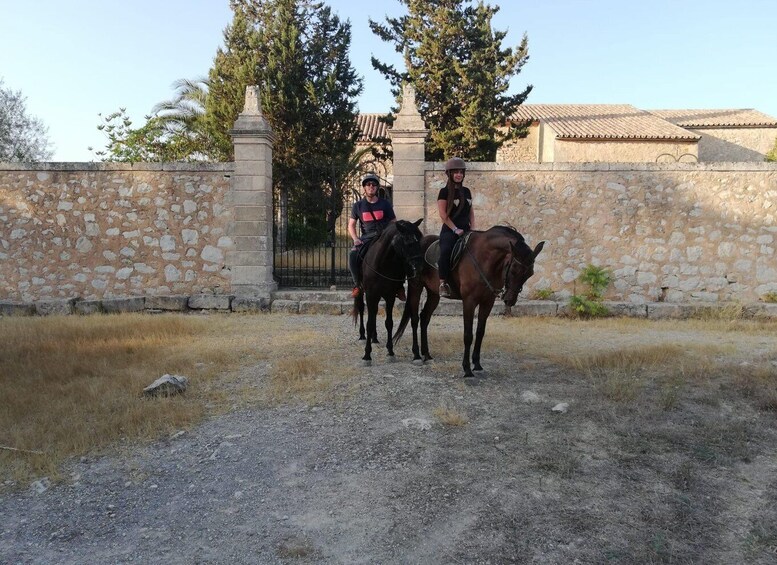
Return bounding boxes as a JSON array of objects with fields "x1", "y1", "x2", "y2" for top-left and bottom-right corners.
[{"x1": 361, "y1": 210, "x2": 385, "y2": 222}]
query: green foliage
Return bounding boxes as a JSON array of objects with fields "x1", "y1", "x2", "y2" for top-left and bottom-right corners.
[
  {"x1": 369, "y1": 0, "x2": 532, "y2": 161},
  {"x1": 569, "y1": 264, "x2": 612, "y2": 318},
  {"x1": 0, "y1": 78, "x2": 53, "y2": 162},
  {"x1": 766, "y1": 135, "x2": 777, "y2": 162},
  {"x1": 579, "y1": 264, "x2": 612, "y2": 299},
  {"x1": 90, "y1": 108, "x2": 210, "y2": 163}
]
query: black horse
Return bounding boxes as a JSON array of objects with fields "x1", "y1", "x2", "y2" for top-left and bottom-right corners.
[
  {"x1": 393, "y1": 226, "x2": 544, "y2": 378},
  {"x1": 352, "y1": 219, "x2": 424, "y2": 363}
]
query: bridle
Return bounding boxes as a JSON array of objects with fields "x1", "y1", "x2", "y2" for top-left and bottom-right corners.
[
  {"x1": 465, "y1": 241, "x2": 530, "y2": 299},
  {"x1": 362, "y1": 230, "x2": 422, "y2": 283}
]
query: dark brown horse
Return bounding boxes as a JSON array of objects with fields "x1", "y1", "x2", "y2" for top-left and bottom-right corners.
[
  {"x1": 393, "y1": 226, "x2": 544, "y2": 378},
  {"x1": 353, "y1": 219, "x2": 424, "y2": 364}
]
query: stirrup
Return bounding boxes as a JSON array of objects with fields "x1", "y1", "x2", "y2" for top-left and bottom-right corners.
[{"x1": 439, "y1": 281, "x2": 451, "y2": 298}]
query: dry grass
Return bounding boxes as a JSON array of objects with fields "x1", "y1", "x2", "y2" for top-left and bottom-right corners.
[
  {"x1": 433, "y1": 403, "x2": 469, "y2": 426},
  {"x1": 0, "y1": 313, "x2": 355, "y2": 484}
]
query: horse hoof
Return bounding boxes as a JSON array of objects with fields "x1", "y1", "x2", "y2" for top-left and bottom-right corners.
[
  {"x1": 423, "y1": 355, "x2": 434, "y2": 362},
  {"x1": 362, "y1": 359, "x2": 372, "y2": 367},
  {"x1": 473, "y1": 365, "x2": 483, "y2": 371},
  {"x1": 412, "y1": 358, "x2": 424, "y2": 366},
  {"x1": 359, "y1": 337, "x2": 366, "y2": 341}
]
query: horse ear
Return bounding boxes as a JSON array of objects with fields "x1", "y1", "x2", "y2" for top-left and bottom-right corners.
[
  {"x1": 533, "y1": 241, "x2": 546, "y2": 258},
  {"x1": 413, "y1": 218, "x2": 423, "y2": 227}
]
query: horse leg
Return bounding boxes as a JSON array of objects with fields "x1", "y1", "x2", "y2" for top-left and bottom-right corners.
[
  {"x1": 420, "y1": 290, "x2": 440, "y2": 362},
  {"x1": 384, "y1": 296, "x2": 396, "y2": 357},
  {"x1": 363, "y1": 295, "x2": 380, "y2": 363},
  {"x1": 472, "y1": 300, "x2": 495, "y2": 372},
  {"x1": 357, "y1": 296, "x2": 366, "y2": 340},
  {"x1": 408, "y1": 283, "x2": 423, "y2": 362},
  {"x1": 462, "y1": 301, "x2": 476, "y2": 378}
]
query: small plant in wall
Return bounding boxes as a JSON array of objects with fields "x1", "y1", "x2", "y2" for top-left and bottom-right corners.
[
  {"x1": 532, "y1": 287, "x2": 555, "y2": 301},
  {"x1": 569, "y1": 264, "x2": 612, "y2": 318},
  {"x1": 762, "y1": 291, "x2": 777, "y2": 303}
]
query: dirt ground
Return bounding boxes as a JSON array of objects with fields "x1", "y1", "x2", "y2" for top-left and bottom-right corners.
[{"x1": 2, "y1": 313, "x2": 777, "y2": 564}]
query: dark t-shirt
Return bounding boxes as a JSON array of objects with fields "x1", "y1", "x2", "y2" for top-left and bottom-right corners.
[
  {"x1": 437, "y1": 185, "x2": 473, "y2": 231},
  {"x1": 351, "y1": 198, "x2": 396, "y2": 235}
]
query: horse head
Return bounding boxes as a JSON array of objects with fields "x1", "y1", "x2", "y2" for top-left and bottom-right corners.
[
  {"x1": 391, "y1": 218, "x2": 424, "y2": 279},
  {"x1": 503, "y1": 240, "x2": 545, "y2": 307}
]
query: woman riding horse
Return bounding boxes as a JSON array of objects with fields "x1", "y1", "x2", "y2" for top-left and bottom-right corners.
[{"x1": 394, "y1": 225, "x2": 544, "y2": 378}]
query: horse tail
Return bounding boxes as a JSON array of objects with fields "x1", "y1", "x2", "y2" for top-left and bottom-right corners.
[
  {"x1": 392, "y1": 296, "x2": 411, "y2": 346},
  {"x1": 351, "y1": 291, "x2": 364, "y2": 326}
]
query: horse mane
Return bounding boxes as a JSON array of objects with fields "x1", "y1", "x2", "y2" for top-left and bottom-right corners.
[{"x1": 486, "y1": 225, "x2": 525, "y2": 244}]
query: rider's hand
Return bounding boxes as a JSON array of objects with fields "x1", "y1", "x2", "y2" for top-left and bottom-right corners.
[
  {"x1": 353, "y1": 238, "x2": 363, "y2": 246},
  {"x1": 454, "y1": 228, "x2": 464, "y2": 236}
]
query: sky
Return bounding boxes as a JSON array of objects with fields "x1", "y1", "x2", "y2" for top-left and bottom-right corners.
[{"x1": 2, "y1": 0, "x2": 776, "y2": 162}]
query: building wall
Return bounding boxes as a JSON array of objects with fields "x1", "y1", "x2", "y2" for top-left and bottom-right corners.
[
  {"x1": 553, "y1": 140, "x2": 698, "y2": 163},
  {"x1": 424, "y1": 162, "x2": 777, "y2": 303},
  {"x1": 693, "y1": 127, "x2": 777, "y2": 162},
  {"x1": 496, "y1": 124, "x2": 539, "y2": 163},
  {"x1": 0, "y1": 163, "x2": 233, "y2": 302}
]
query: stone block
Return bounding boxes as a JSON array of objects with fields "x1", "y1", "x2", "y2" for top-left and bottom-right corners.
[
  {"x1": 508, "y1": 301, "x2": 558, "y2": 317},
  {"x1": 145, "y1": 295, "x2": 190, "y2": 311},
  {"x1": 188, "y1": 295, "x2": 232, "y2": 310},
  {"x1": 102, "y1": 297, "x2": 145, "y2": 313},
  {"x1": 74, "y1": 300, "x2": 103, "y2": 315},
  {"x1": 231, "y1": 265, "x2": 274, "y2": 285},
  {"x1": 299, "y1": 301, "x2": 343, "y2": 315},
  {"x1": 271, "y1": 299, "x2": 300, "y2": 314},
  {"x1": 0, "y1": 302, "x2": 36, "y2": 316},
  {"x1": 743, "y1": 303, "x2": 777, "y2": 319},
  {"x1": 604, "y1": 302, "x2": 648, "y2": 318},
  {"x1": 34, "y1": 299, "x2": 75, "y2": 316},
  {"x1": 647, "y1": 303, "x2": 692, "y2": 320},
  {"x1": 231, "y1": 296, "x2": 270, "y2": 313}
]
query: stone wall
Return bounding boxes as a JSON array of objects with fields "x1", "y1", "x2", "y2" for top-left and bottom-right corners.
[
  {"x1": 423, "y1": 162, "x2": 777, "y2": 303},
  {"x1": 0, "y1": 162, "x2": 233, "y2": 302}
]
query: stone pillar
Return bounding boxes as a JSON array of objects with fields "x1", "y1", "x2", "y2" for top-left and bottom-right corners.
[
  {"x1": 388, "y1": 83, "x2": 429, "y2": 225},
  {"x1": 228, "y1": 86, "x2": 277, "y2": 298}
]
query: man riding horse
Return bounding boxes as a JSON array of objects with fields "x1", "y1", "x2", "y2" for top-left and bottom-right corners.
[{"x1": 348, "y1": 172, "x2": 406, "y2": 301}]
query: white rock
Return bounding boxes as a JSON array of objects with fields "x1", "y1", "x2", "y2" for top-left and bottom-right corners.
[
  {"x1": 521, "y1": 391, "x2": 542, "y2": 403},
  {"x1": 402, "y1": 417, "x2": 432, "y2": 431},
  {"x1": 551, "y1": 402, "x2": 569, "y2": 413}
]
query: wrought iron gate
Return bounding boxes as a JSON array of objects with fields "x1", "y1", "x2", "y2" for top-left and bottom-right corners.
[{"x1": 273, "y1": 175, "x2": 392, "y2": 288}]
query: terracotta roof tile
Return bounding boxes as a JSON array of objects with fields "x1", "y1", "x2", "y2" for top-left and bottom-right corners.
[
  {"x1": 510, "y1": 104, "x2": 700, "y2": 141},
  {"x1": 356, "y1": 113, "x2": 389, "y2": 143},
  {"x1": 649, "y1": 108, "x2": 777, "y2": 128}
]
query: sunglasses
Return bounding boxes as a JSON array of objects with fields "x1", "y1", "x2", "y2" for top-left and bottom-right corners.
[{"x1": 364, "y1": 182, "x2": 379, "y2": 187}]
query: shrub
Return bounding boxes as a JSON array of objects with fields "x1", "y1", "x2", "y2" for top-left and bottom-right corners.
[
  {"x1": 766, "y1": 135, "x2": 777, "y2": 162},
  {"x1": 569, "y1": 264, "x2": 612, "y2": 318}
]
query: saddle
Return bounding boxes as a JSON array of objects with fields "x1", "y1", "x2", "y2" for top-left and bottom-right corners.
[{"x1": 425, "y1": 232, "x2": 472, "y2": 270}]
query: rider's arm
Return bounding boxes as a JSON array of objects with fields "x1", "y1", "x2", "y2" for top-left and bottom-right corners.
[
  {"x1": 348, "y1": 217, "x2": 361, "y2": 244},
  {"x1": 469, "y1": 205, "x2": 475, "y2": 231},
  {"x1": 438, "y1": 199, "x2": 464, "y2": 235}
]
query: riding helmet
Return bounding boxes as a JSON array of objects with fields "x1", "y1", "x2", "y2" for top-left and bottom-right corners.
[
  {"x1": 361, "y1": 172, "x2": 380, "y2": 187},
  {"x1": 444, "y1": 157, "x2": 467, "y2": 171}
]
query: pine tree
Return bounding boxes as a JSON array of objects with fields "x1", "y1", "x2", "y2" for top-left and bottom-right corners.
[
  {"x1": 370, "y1": 0, "x2": 532, "y2": 161},
  {"x1": 205, "y1": 1, "x2": 261, "y2": 161}
]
